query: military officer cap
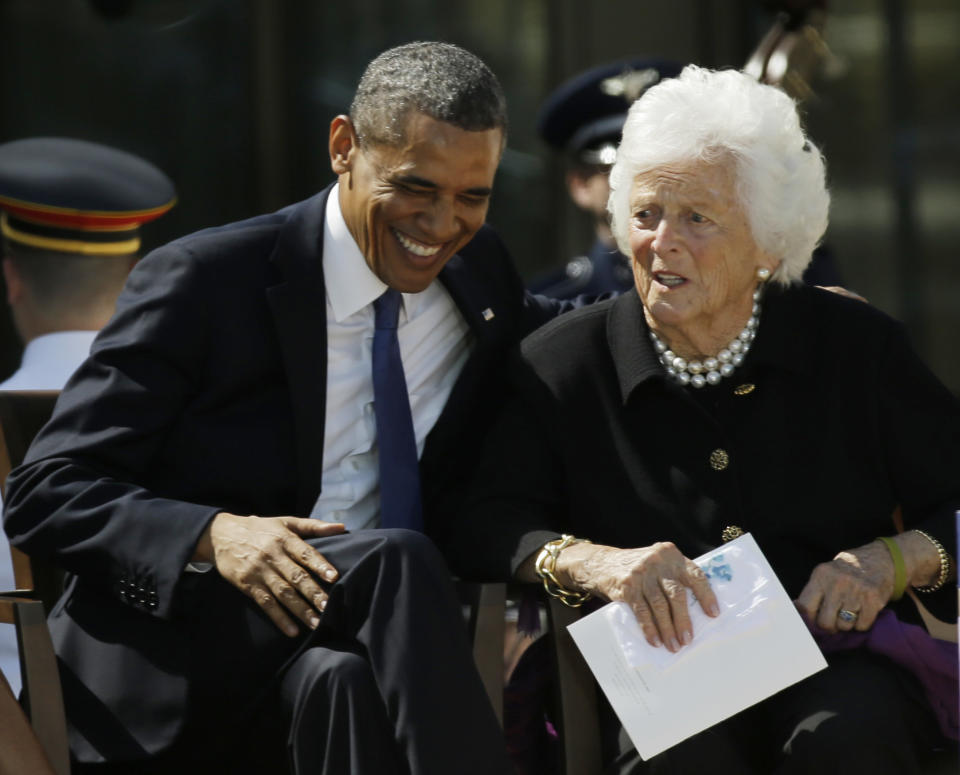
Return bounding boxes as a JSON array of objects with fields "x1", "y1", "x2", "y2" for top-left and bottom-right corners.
[
  {"x1": 537, "y1": 58, "x2": 683, "y2": 166},
  {"x1": 0, "y1": 137, "x2": 176, "y2": 256}
]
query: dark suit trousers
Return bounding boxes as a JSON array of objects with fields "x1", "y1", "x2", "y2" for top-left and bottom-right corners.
[{"x1": 75, "y1": 529, "x2": 511, "y2": 775}]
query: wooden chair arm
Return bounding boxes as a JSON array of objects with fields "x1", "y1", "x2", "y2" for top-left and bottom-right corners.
[
  {"x1": 546, "y1": 597, "x2": 603, "y2": 775},
  {"x1": 0, "y1": 596, "x2": 70, "y2": 775},
  {"x1": 457, "y1": 581, "x2": 506, "y2": 726}
]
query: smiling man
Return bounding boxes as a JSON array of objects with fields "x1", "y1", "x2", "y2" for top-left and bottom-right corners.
[{"x1": 4, "y1": 42, "x2": 564, "y2": 775}]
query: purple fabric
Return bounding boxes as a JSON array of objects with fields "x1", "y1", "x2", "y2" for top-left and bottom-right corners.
[{"x1": 805, "y1": 608, "x2": 958, "y2": 741}]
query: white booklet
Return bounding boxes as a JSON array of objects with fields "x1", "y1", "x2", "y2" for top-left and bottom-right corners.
[{"x1": 567, "y1": 532, "x2": 827, "y2": 760}]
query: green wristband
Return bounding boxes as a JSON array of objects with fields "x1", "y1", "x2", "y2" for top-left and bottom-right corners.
[{"x1": 877, "y1": 536, "x2": 907, "y2": 601}]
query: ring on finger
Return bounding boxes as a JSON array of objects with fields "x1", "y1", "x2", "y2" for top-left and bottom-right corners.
[{"x1": 837, "y1": 608, "x2": 858, "y2": 624}]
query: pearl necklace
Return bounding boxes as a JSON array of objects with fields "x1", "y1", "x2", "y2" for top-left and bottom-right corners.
[{"x1": 649, "y1": 287, "x2": 763, "y2": 389}]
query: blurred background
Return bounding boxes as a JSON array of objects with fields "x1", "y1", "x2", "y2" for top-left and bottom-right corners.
[{"x1": 1, "y1": 0, "x2": 957, "y2": 391}]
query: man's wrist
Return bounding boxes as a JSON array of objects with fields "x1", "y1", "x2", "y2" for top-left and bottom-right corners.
[{"x1": 191, "y1": 513, "x2": 229, "y2": 563}]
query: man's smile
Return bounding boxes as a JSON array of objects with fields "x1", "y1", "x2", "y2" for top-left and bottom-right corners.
[{"x1": 392, "y1": 228, "x2": 445, "y2": 258}]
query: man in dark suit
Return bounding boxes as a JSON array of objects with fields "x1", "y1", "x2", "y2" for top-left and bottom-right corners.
[{"x1": 3, "y1": 42, "x2": 560, "y2": 774}]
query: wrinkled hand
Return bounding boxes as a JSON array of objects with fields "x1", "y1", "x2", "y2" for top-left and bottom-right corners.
[
  {"x1": 198, "y1": 513, "x2": 346, "y2": 637},
  {"x1": 795, "y1": 540, "x2": 894, "y2": 633},
  {"x1": 559, "y1": 542, "x2": 719, "y2": 652}
]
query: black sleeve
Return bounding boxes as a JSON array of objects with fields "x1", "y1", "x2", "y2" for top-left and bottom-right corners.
[
  {"x1": 879, "y1": 322, "x2": 960, "y2": 619},
  {"x1": 436, "y1": 352, "x2": 565, "y2": 581},
  {"x1": 3, "y1": 243, "x2": 223, "y2": 619}
]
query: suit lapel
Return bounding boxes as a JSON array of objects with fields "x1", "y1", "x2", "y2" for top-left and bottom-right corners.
[
  {"x1": 439, "y1": 252, "x2": 512, "y2": 347},
  {"x1": 428, "y1": 249, "x2": 515, "y2": 455},
  {"x1": 266, "y1": 186, "x2": 332, "y2": 515}
]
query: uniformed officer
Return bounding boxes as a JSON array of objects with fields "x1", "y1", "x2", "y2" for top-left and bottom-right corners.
[
  {"x1": 0, "y1": 137, "x2": 176, "y2": 390},
  {"x1": 530, "y1": 59, "x2": 682, "y2": 299}
]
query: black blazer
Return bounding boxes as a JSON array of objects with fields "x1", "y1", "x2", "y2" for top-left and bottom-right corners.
[
  {"x1": 2, "y1": 185, "x2": 562, "y2": 759},
  {"x1": 446, "y1": 285, "x2": 960, "y2": 624}
]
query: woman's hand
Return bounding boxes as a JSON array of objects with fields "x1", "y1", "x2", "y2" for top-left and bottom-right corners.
[
  {"x1": 796, "y1": 531, "x2": 944, "y2": 633},
  {"x1": 795, "y1": 541, "x2": 894, "y2": 633},
  {"x1": 555, "y1": 542, "x2": 720, "y2": 652}
]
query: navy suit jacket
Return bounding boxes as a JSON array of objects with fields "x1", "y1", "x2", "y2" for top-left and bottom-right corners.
[{"x1": 3, "y1": 185, "x2": 562, "y2": 760}]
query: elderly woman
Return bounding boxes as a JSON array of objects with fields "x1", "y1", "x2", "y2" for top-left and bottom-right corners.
[{"x1": 437, "y1": 66, "x2": 958, "y2": 773}]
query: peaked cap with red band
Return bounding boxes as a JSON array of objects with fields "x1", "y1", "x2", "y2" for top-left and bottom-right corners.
[{"x1": 0, "y1": 137, "x2": 176, "y2": 256}]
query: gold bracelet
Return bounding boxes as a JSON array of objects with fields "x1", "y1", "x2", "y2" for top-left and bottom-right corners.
[
  {"x1": 911, "y1": 529, "x2": 953, "y2": 593},
  {"x1": 534, "y1": 534, "x2": 593, "y2": 608}
]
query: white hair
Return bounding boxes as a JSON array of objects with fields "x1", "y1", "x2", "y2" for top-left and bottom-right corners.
[{"x1": 608, "y1": 65, "x2": 829, "y2": 285}]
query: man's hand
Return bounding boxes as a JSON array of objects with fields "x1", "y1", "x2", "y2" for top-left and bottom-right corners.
[{"x1": 194, "y1": 513, "x2": 346, "y2": 637}]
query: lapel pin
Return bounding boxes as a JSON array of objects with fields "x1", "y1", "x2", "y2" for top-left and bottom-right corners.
[{"x1": 481, "y1": 307, "x2": 495, "y2": 321}]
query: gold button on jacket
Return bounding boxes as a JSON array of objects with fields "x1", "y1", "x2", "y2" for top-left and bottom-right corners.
[{"x1": 709, "y1": 448, "x2": 729, "y2": 470}]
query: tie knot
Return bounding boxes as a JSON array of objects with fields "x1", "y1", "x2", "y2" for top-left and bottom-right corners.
[{"x1": 373, "y1": 289, "x2": 402, "y2": 330}]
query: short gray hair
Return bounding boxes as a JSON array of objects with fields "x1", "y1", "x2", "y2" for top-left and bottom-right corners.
[
  {"x1": 350, "y1": 42, "x2": 508, "y2": 148},
  {"x1": 608, "y1": 66, "x2": 829, "y2": 285},
  {"x1": 4, "y1": 240, "x2": 133, "y2": 319}
]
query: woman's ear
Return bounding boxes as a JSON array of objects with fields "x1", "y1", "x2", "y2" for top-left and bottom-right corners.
[{"x1": 761, "y1": 255, "x2": 782, "y2": 279}]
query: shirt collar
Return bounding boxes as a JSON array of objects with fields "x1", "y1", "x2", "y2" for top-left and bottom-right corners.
[
  {"x1": 746, "y1": 283, "x2": 813, "y2": 377},
  {"x1": 607, "y1": 290, "x2": 667, "y2": 404},
  {"x1": 322, "y1": 183, "x2": 429, "y2": 323},
  {"x1": 607, "y1": 284, "x2": 812, "y2": 405},
  {"x1": 323, "y1": 182, "x2": 387, "y2": 322},
  {"x1": 22, "y1": 330, "x2": 98, "y2": 364}
]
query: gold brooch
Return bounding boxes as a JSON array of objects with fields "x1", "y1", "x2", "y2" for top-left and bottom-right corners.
[{"x1": 721, "y1": 526, "x2": 744, "y2": 542}]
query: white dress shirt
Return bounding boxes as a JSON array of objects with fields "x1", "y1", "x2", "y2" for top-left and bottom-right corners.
[
  {"x1": 311, "y1": 184, "x2": 473, "y2": 530},
  {"x1": 0, "y1": 330, "x2": 97, "y2": 390},
  {"x1": 0, "y1": 329, "x2": 97, "y2": 695}
]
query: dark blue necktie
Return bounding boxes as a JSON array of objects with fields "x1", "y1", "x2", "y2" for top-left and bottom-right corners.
[{"x1": 372, "y1": 289, "x2": 423, "y2": 531}]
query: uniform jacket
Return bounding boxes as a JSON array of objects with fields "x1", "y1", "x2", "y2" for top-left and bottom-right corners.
[
  {"x1": 446, "y1": 285, "x2": 960, "y2": 625},
  {"x1": 2, "y1": 185, "x2": 563, "y2": 760},
  {"x1": 528, "y1": 238, "x2": 633, "y2": 300}
]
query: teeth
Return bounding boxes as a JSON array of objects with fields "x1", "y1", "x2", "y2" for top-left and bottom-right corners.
[
  {"x1": 394, "y1": 229, "x2": 441, "y2": 257},
  {"x1": 656, "y1": 273, "x2": 685, "y2": 287}
]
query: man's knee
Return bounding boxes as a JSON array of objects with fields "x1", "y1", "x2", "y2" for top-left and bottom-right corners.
[
  {"x1": 377, "y1": 528, "x2": 444, "y2": 566},
  {"x1": 307, "y1": 528, "x2": 443, "y2": 570},
  {"x1": 284, "y1": 647, "x2": 375, "y2": 699}
]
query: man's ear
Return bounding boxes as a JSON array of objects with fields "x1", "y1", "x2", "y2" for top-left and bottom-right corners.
[
  {"x1": 2, "y1": 257, "x2": 23, "y2": 305},
  {"x1": 329, "y1": 115, "x2": 359, "y2": 175}
]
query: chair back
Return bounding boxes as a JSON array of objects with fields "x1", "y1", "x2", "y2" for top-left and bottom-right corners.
[
  {"x1": 0, "y1": 390, "x2": 60, "y2": 484},
  {"x1": 0, "y1": 391, "x2": 61, "y2": 599},
  {"x1": 0, "y1": 389, "x2": 69, "y2": 774}
]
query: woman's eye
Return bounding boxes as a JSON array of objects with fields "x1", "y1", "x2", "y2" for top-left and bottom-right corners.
[{"x1": 690, "y1": 212, "x2": 709, "y2": 224}]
